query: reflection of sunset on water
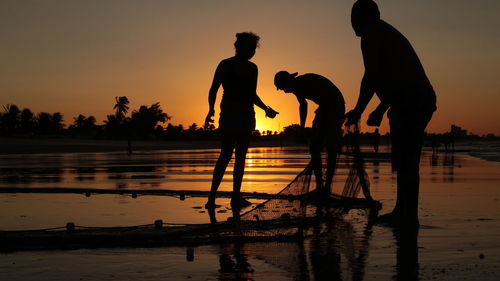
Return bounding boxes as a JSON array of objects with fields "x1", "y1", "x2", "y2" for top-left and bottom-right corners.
[
  {"x1": 2, "y1": 146, "x2": 499, "y2": 228},
  {"x1": 1, "y1": 146, "x2": 500, "y2": 280}
]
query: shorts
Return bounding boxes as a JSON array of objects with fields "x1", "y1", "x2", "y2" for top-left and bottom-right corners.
[
  {"x1": 311, "y1": 103, "x2": 345, "y2": 147},
  {"x1": 218, "y1": 103, "x2": 255, "y2": 137},
  {"x1": 388, "y1": 88, "x2": 436, "y2": 172}
]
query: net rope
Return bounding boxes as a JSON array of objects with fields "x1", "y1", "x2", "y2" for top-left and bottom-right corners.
[
  {"x1": 1, "y1": 124, "x2": 378, "y2": 251},
  {"x1": 240, "y1": 123, "x2": 373, "y2": 223}
]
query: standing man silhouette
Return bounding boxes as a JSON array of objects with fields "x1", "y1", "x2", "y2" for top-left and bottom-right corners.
[
  {"x1": 205, "y1": 32, "x2": 278, "y2": 209},
  {"x1": 274, "y1": 71, "x2": 345, "y2": 195},
  {"x1": 345, "y1": 0, "x2": 437, "y2": 228}
]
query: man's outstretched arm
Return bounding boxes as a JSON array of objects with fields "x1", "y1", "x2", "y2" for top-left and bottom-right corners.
[
  {"x1": 205, "y1": 63, "x2": 223, "y2": 126},
  {"x1": 298, "y1": 97, "x2": 308, "y2": 128},
  {"x1": 346, "y1": 34, "x2": 380, "y2": 125},
  {"x1": 255, "y1": 94, "x2": 278, "y2": 118},
  {"x1": 353, "y1": 73, "x2": 376, "y2": 111},
  {"x1": 254, "y1": 94, "x2": 267, "y2": 111},
  {"x1": 367, "y1": 102, "x2": 389, "y2": 126},
  {"x1": 252, "y1": 66, "x2": 278, "y2": 118}
]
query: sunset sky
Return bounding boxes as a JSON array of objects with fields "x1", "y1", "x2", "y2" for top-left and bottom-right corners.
[{"x1": 1, "y1": 0, "x2": 499, "y2": 135}]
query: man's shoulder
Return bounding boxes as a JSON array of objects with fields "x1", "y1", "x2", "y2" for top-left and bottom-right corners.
[
  {"x1": 217, "y1": 58, "x2": 231, "y2": 69},
  {"x1": 298, "y1": 73, "x2": 326, "y2": 82},
  {"x1": 363, "y1": 20, "x2": 406, "y2": 41},
  {"x1": 247, "y1": 60, "x2": 258, "y2": 69},
  {"x1": 299, "y1": 73, "x2": 335, "y2": 86},
  {"x1": 219, "y1": 57, "x2": 234, "y2": 65},
  {"x1": 296, "y1": 73, "x2": 343, "y2": 97},
  {"x1": 221, "y1": 57, "x2": 257, "y2": 68}
]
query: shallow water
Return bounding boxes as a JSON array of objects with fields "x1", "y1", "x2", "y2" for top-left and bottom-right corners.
[
  {"x1": 1, "y1": 146, "x2": 500, "y2": 280},
  {"x1": 0, "y1": 147, "x2": 311, "y2": 193}
]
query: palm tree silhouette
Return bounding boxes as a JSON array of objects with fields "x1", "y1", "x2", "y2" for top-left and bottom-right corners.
[
  {"x1": 51, "y1": 112, "x2": 64, "y2": 132},
  {"x1": 20, "y1": 108, "x2": 35, "y2": 133},
  {"x1": 114, "y1": 96, "x2": 130, "y2": 121},
  {"x1": 130, "y1": 102, "x2": 171, "y2": 137},
  {"x1": 2, "y1": 104, "x2": 21, "y2": 134},
  {"x1": 36, "y1": 112, "x2": 52, "y2": 134},
  {"x1": 74, "y1": 114, "x2": 86, "y2": 129}
]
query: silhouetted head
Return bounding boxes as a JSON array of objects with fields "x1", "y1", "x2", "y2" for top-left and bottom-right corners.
[
  {"x1": 351, "y1": 0, "x2": 380, "y2": 37},
  {"x1": 234, "y1": 32, "x2": 260, "y2": 60},
  {"x1": 274, "y1": 71, "x2": 298, "y2": 93}
]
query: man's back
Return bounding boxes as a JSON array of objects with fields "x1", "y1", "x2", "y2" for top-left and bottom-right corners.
[
  {"x1": 294, "y1": 73, "x2": 345, "y2": 106},
  {"x1": 219, "y1": 57, "x2": 257, "y2": 103},
  {"x1": 362, "y1": 20, "x2": 433, "y2": 106}
]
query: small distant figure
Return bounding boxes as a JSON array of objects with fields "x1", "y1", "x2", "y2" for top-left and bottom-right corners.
[
  {"x1": 345, "y1": 0, "x2": 437, "y2": 228},
  {"x1": 204, "y1": 32, "x2": 278, "y2": 209},
  {"x1": 442, "y1": 132, "x2": 454, "y2": 153},
  {"x1": 372, "y1": 128, "x2": 380, "y2": 153},
  {"x1": 431, "y1": 134, "x2": 440, "y2": 155},
  {"x1": 274, "y1": 71, "x2": 345, "y2": 195}
]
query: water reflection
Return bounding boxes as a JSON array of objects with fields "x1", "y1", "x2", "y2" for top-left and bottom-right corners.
[
  {"x1": 0, "y1": 148, "x2": 316, "y2": 192},
  {"x1": 1, "y1": 147, "x2": 498, "y2": 280},
  {"x1": 308, "y1": 220, "x2": 343, "y2": 281},
  {"x1": 75, "y1": 167, "x2": 96, "y2": 181},
  {"x1": 443, "y1": 154, "x2": 455, "y2": 183},
  {"x1": 393, "y1": 228, "x2": 419, "y2": 281},
  {"x1": 428, "y1": 152, "x2": 463, "y2": 183},
  {"x1": 207, "y1": 206, "x2": 384, "y2": 281},
  {"x1": 371, "y1": 160, "x2": 380, "y2": 182},
  {"x1": 0, "y1": 147, "x2": 466, "y2": 194},
  {"x1": 204, "y1": 220, "x2": 421, "y2": 281},
  {"x1": 218, "y1": 243, "x2": 254, "y2": 281},
  {"x1": 204, "y1": 199, "x2": 426, "y2": 281}
]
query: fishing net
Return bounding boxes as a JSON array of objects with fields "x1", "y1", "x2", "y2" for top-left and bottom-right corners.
[
  {"x1": 239, "y1": 123, "x2": 373, "y2": 224},
  {"x1": 0, "y1": 124, "x2": 380, "y2": 252},
  {"x1": 341, "y1": 124, "x2": 373, "y2": 201}
]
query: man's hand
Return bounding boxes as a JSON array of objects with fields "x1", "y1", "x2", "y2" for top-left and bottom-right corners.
[
  {"x1": 204, "y1": 109, "x2": 215, "y2": 127},
  {"x1": 265, "y1": 106, "x2": 279, "y2": 119},
  {"x1": 345, "y1": 110, "x2": 362, "y2": 126},
  {"x1": 366, "y1": 108, "x2": 384, "y2": 127}
]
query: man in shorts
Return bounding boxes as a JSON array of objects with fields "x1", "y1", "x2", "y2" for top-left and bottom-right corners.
[
  {"x1": 345, "y1": 0, "x2": 437, "y2": 228},
  {"x1": 275, "y1": 71, "x2": 345, "y2": 195}
]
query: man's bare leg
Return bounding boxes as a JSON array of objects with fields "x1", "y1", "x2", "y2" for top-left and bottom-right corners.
[
  {"x1": 231, "y1": 132, "x2": 252, "y2": 207},
  {"x1": 206, "y1": 136, "x2": 235, "y2": 208}
]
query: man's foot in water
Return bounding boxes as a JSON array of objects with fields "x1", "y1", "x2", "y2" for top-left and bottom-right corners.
[
  {"x1": 230, "y1": 196, "x2": 252, "y2": 208},
  {"x1": 303, "y1": 188, "x2": 329, "y2": 201},
  {"x1": 205, "y1": 200, "x2": 221, "y2": 209},
  {"x1": 376, "y1": 212, "x2": 420, "y2": 229},
  {"x1": 377, "y1": 212, "x2": 396, "y2": 223}
]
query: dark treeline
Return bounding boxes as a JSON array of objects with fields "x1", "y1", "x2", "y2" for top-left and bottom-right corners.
[
  {"x1": 0, "y1": 97, "x2": 215, "y2": 141},
  {"x1": 0, "y1": 104, "x2": 65, "y2": 136},
  {"x1": 0, "y1": 97, "x2": 497, "y2": 143}
]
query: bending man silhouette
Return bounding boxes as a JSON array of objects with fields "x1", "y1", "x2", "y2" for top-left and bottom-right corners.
[
  {"x1": 345, "y1": 0, "x2": 437, "y2": 228},
  {"x1": 275, "y1": 71, "x2": 345, "y2": 195},
  {"x1": 205, "y1": 32, "x2": 278, "y2": 208}
]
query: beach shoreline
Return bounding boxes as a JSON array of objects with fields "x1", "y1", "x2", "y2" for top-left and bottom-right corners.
[
  {"x1": 0, "y1": 137, "x2": 288, "y2": 155},
  {"x1": 3, "y1": 137, "x2": 499, "y2": 163},
  {"x1": 1, "y1": 146, "x2": 499, "y2": 280}
]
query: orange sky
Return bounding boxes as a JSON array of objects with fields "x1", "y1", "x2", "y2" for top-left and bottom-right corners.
[{"x1": 1, "y1": 0, "x2": 499, "y2": 135}]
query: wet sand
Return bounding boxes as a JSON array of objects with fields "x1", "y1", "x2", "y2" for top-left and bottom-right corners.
[{"x1": 0, "y1": 148, "x2": 499, "y2": 280}]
